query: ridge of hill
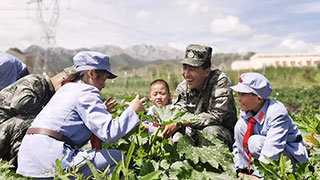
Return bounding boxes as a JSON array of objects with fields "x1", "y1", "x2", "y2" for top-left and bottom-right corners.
[{"x1": 5, "y1": 44, "x2": 247, "y2": 76}]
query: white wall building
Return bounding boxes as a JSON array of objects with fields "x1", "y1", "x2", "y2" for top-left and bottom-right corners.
[{"x1": 231, "y1": 53, "x2": 320, "y2": 70}]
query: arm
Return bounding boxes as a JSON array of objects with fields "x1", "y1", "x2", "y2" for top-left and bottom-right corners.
[
  {"x1": 258, "y1": 114, "x2": 289, "y2": 163},
  {"x1": 77, "y1": 89, "x2": 143, "y2": 143},
  {"x1": 10, "y1": 76, "x2": 49, "y2": 115}
]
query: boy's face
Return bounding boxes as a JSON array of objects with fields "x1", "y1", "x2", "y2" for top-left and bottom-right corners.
[
  {"x1": 237, "y1": 92, "x2": 263, "y2": 113},
  {"x1": 149, "y1": 83, "x2": 170, "y2": 107}
]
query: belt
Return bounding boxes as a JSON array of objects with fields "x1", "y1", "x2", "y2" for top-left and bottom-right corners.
[{"x1": 26, "y1": 128, "x2": 74, "y2": 148}]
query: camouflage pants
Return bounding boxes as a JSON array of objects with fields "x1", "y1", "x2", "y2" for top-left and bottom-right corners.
[
  {"x1": 0, "y1": 116, "x2": 34, "y2": 167},
  {"x1": 172, "y1": 125, "x2": 233, "y2": 150}
]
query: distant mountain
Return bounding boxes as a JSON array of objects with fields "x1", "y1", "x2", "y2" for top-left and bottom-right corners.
[
  {"x1": 92, "y1": 44, "x2": 184, "y2": 61},
  {"x1": 5, "y1": 44, "x2": 181, "y2": 75},
  {"x1": 5, "y1": 44, "x2": 243, "y2": 77},
  {"x1": 5, "y1": 48, "x2": 59, "y2": 76},
  {"x1": 123, "y1": 44, "x2": 183, "y2": 61}
]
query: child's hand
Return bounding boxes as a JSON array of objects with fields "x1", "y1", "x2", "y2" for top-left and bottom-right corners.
[
  {"x1": 104, "y1": 97, "x2": 118, "y2": 114},
  {"x1": 142, "y1": 122, "x2": 159, "y2": 135},
  {"x1": 238, "y1": 173, "x2": 260, "y2": 180},
  {"x1": 141, "y1": 123, "x2": 150, "y2": 132},
  {"x1": 126, "y1": 94, "x2": 147, "y2": 113}
]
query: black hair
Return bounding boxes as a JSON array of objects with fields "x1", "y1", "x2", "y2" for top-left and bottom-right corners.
[
  {"x1": 61, "y1": 69, "x2": 108, "y2": 85},
  {"x1": 150, "y1": 79, "x2": 170, "y2": 94},
  {"x1": 201, "y1": 60, "x2": 211, "y2": 70}
]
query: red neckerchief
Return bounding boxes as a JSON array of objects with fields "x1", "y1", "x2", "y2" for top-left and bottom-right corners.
[{"x1": 243, "y1": 116, "x2": 256, "y2": 174}]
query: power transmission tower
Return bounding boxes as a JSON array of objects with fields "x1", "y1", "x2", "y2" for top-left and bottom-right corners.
[
  {"x1": 27, "y1": 0, "x2": 60, "y2": 74},
  {"x1": 27, "y1": 0, "x2": 60, "y2": 48}
]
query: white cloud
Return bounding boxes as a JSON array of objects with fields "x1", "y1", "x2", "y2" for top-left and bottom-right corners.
[
  {"x1": 210, "y1": 15, "x2": 251, "y2": 37},
  {"x1": 187, "y1": 2, "x2": 200, "y2": 15},
  {"x1": 1, "y1": 0, "x2": 319, "y2": 54},
  {"x1": 279, "y1": 38, "x2": 320, "y2": 53},
  {"x1": 187, "y1": 2, "x2": 210, "y2": 15},
  {"x1": 136, "y1": 10, "x2": 151, "y2": 20}
]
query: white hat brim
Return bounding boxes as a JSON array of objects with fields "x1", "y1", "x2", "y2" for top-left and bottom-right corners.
[{"x1": 231, "y1": 83, "x2": 255, "y2": 94}]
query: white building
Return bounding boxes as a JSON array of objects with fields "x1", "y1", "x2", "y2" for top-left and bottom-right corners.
[{"x1": 231, "y1": 53, "x2": 320, "y2": 70}]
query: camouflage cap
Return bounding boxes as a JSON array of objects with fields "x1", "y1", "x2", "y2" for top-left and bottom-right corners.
[
  {"x1": 63, "y1": 65, "x2": 76, "y2": 76},
  {"x1": 180, "y1": 44, "x2": 212, "y2": 67}
]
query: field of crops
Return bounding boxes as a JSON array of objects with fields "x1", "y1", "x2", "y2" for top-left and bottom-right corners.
[{"x1": 1, "y1": 67, "x2": 320, "y2": 180}]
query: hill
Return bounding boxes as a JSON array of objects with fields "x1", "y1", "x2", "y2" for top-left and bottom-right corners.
[{"x1": 4, "y1": 44, "x2": 248, "y2": 76}]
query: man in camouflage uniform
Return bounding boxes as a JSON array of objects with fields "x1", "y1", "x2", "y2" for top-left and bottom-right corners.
[
  {"x1": 0, "y1": 66, "x2": 75, "y2": 167},
  {"x1": 162, "y1": 44, "x2": 237, "y2": 149}
]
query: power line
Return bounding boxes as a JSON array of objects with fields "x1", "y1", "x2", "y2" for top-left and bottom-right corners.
[{"x1": 28, "y1": 0, "x2": 60, "y2": 47}]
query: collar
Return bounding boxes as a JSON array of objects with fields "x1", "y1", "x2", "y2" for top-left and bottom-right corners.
[{"x1": 241, "y1": 99, "x2": 269, "y2": 125}]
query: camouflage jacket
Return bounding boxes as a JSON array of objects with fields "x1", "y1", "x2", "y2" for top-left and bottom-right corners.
[
  {"x1": 0, "y1": 74, "x2": 55, "y2": 165},
  {"x1": 0, "y1": 74, "x2": 55, "y2": 124},
  {"x1": 172, "y1": 69, "x2": 237, "y2": 134}
]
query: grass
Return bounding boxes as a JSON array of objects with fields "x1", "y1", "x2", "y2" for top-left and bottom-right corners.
[{"x1": 102, "y1": 66, "x2": 320, "y2": 99}]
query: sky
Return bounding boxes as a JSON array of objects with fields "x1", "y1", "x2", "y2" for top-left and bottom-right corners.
[{"x1": 1, "y1": 0, "x2": 320, "y2": 54}]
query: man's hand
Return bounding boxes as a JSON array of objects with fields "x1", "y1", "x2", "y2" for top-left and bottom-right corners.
[
  {"x1": 161, "y1": 123, "x2": 179, "y2": 139},
  {"x1": 104, "y1": 97, "x2": 118, "y2": 114}
]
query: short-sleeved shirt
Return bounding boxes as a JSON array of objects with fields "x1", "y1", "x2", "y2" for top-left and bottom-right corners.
[
  {"x1": 0, "y1": 52, "x2": 29, "y2": 90},
  {"x1": 172, "y1": 69, "x2": 237, "y2": 135}
]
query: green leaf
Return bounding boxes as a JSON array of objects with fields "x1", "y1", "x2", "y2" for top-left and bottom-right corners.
[
  {"x1": 139, "y1": 170, "x2": 162, "y2": 180},
  {"x1": 163, "y1": 143, "x2": 179, "y2": 160},
  {"x1": 160, "y1": 159, "x2": 170, "y2": 170},
  {"x1": 125, "y1": 140, "x2": 136, "y2": 169},
  {"x1": 55, "y1": 159, "x2": 62, "y2": 169},
  {"x1": 153, "y1": 106, "x2": 200, "y2": 125},
  {"x1": 55, "y1": 175, "x2": 72, "y2": 180},
  {"x1": 111, "y1": 160, "x2": 122, "y2": 180},
  {"x1": 279, "y1": 155, "x2": 287, "y2": 179},
  {"x1": 176, "y1": 132, "x2": 234, "y2": 172},
  {"x1": 170, "y1": 161, "x2": 185, "y2": 171},
  {"x1": 85, "y1": 159, "x2": 103, "y2": 180},
  {"x1": 287, "y1": 174, "x2": 296, "y2": 180},
  {"x1": 259, "y1": 161, "x2": 281, "y2": 178},
  {"x1": 139, "y1": 159, "x2": 155, "y2": 176}
]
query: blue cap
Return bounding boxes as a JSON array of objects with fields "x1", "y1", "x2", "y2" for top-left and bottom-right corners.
[
  {"x1": 73, "y1": 51, "x2": 117, "y2": 79},
  {"x1": 231, "y1": 72, "x2": 272, "y2": 99}
]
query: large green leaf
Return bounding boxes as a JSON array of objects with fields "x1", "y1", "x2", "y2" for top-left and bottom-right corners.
[
  {"x1": 176, "y1": 132, "x2": 234, "y2": 173},
  {"x1": 153, "y1": 106, "x2": 200, "y2": 125},
  {"x1": 139, "y1": 159, "x2": 155, "y2": 176},
  {"x1": 139, "y1": 170, "x2": 162, "y2": 180}
]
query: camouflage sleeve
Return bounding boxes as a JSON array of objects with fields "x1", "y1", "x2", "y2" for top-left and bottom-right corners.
[
  {"x1": 10, "y1": 77, "x2": 45, "y2": 115},
  {"x1": 190, "y1": 73, "x2": 234, "y2": 129},
  {"x1": 170, "y1": 81, "x2": 187, "y2": 110}
]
